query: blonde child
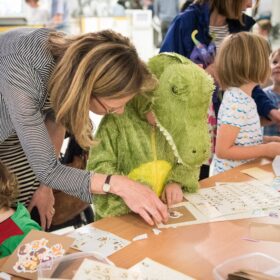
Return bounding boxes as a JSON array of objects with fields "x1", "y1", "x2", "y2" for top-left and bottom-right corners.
[
  {"x1": 0, "y1": 161, "x2": 40, "y2": 258},
  {"x1": 264, "y1": 49, "x2": 280, "y2": 137},
  {"x1": 213, "y1": 32, "x2": 280, "y2": 174}
]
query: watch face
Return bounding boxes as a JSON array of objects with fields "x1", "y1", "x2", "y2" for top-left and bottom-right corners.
[{"x1": 103, "y1": 183, "x2": 111, "y2": 193}]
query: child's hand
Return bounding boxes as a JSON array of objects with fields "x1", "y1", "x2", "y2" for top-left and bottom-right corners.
[
  {"x1": 263, "y1": 136, "x2": 280, "y2": 143},
  {"x1": 269, "y1": 109, "x2": 280, "y2": 123},
  {"x1": 265, "y1": 142, "x2": 280, "y2": 158},
  {"x1": 161, "y1": 183, "x2": 183, "y2": 207}
]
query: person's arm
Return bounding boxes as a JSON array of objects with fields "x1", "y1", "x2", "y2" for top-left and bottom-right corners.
[
  {"x1": 252, "y1": 85, "x2": 279, "y2": 121},
  {"x1": 88, "y1": 116, "x2": 168, "y2": 225},
  {"x1": 3, "y1": 58, "x2": 92, "y2": 203},
  {"x1": 216, "y1": 124, "x2": 280, "y2": 160},
  {"x1": 161, "y1": 182, "x2": 183, "y2": 207},
  {"x1": 27, "y1": 115, "x2": 65, "y2": 230},
  {"x1": 153, "y1": 0, "x2": 159, "y2": 18},
  {"x1": 87, "y1": 117, "x2": 120, "y2": 175},
  {"x1": 168, "y1": 158, "x2": 202, "y2": 190},
  {"x1": 52, "y1": 0, "x2": 65, "y2": 23},
  {"x1": 263, "y1": 135, "x2": 280, "y2": 143},
  {"x1": 160, "y1": 11, "x2": 196, "y2": 57}
]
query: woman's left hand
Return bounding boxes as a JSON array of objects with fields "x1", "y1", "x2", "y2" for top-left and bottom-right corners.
[
  {"x1": 27, "y1": 184, "x2": 55, "y2": 230},
  {"x1": 161, "y1": 183, "x2": 183, "y2": 207}
]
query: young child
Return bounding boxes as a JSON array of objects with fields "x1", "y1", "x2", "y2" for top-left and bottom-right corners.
[
  {"x1": 213, "y1": 32, "x2": 280, "y2": 174},
  {"x1": 0, "y1": 161, "x2": 41, "y2": 258},
  {"x1": 87, "y1": 53, "x2": 213, "y2": 220},
  {"x1": 263, "y1": 49, "x2": 280, "y2": 137}
]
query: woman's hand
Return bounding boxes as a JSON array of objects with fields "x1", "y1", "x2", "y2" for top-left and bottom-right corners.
[
  {"x1": 110, "y1": 175, "x2": 168, "y2": 226},
  {"x1": 27, "y1": 184, "x2": 55, "y2": 230},
  {"x1": 161, "y1": 183, "x2": 183, "y2": 207}
]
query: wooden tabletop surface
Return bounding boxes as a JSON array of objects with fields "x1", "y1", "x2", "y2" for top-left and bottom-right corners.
[{"x1": 1, "y1": 159, "x2": 280, "y2": 280}]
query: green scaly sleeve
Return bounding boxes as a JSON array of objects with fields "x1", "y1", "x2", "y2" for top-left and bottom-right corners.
[
  {"x1": 87, "y1": 116, "x2": 130, "y2": 220},
  {"x1": 167, "y1": 164, "x2": 200, "y2": 193}
]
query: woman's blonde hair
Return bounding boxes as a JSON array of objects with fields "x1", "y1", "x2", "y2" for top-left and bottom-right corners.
[
  {"x1": 49, "y1": 30, "x2": 157, "y2": 149},
  {"x1": 215, "y1": 32, "x2": 271, "y2": 89},
  {"x1": 194, "y1": 0, "x2": 260, "y2": 22},
  {"x1": 0, "y1": 161, "x2": 18, "y2": 209}
]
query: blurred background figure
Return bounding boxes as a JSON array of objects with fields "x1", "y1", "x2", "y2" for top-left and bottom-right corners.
[
  {"x1": 253, "y1": 11, "x2": 272, "y2": 42},
  {"x1": 154, "y1": 0, "x2": 179, "y2": 44},
  {"x1": 180, "y1": 0, "x2": 194, "y2": 12},
  {"x1": 111, "y1": 0, "x2": 126, "y2": 16},
  {"x1": 25, "y1": 0, "x2": 50, "y2": 25},
  {"x1": 142, "y1": 0, "x2": 154, "y2": 11},
  {"x1": 49, "y1": 0, "x2": 69, "y2": 32}
]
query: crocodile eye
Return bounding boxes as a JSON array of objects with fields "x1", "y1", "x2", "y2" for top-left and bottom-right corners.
[{"x1": 171, "y1": 85, "x2": 178, "y2": 94}]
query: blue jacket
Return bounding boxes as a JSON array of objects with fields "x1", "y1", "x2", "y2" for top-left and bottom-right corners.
[{"x1": 160, "y1": 3, "x2": 275, "y2": 118}]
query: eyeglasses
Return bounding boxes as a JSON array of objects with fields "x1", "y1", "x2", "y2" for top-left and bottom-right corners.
[{"x1": 94, "y1": 96, "x2": 124, "y2": 114}]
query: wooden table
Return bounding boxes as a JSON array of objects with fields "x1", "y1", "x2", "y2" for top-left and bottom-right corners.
[{"x1": 1, "y1": 159, "x2": 280, "y2": 279}]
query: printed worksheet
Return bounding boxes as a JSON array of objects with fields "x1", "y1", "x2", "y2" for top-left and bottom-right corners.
[
  {"x1": 72, "y1": 258, "x2": 141, "y2": 280},
  {"x1": 185, "y1": 181, "x2": 280, "y2": 218},
  {"x1": 158, "y1": 180, "x2": 280, "y2": 228},
  {"x1": 130, "y1": 258, "x2": 195, "y2": 280},
  {"x1": 68, "y1": 226, "x2": 131, "y2": 257}
]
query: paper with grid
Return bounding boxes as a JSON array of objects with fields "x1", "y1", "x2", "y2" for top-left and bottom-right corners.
[{"x1": 184, "y1": 181, "x2": 280, "y2": 219}]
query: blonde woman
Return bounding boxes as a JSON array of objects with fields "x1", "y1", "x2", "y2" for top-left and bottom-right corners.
[
  {"x1": 0, "y1": 28, "x2": 168, "y2": 228},
  {"x1": 213, "y1": 32, "x2": 280, "y2": 174}
]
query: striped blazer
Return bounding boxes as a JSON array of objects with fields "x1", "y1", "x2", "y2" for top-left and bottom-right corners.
[{"x1": 0, "y1": 28, "x2": 92, "y2": 203}]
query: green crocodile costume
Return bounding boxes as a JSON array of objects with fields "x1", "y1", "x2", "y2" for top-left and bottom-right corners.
[{"x1": 87, "y1": 53, "x2": 214, "y2": 220}]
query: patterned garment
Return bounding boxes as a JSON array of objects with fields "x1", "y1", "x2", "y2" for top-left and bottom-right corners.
[
  {"x1": 0, "y1": 203, "x2": 41, "y2": 258},
  {"x1": 209, "y1": 24, "x2": 230, "y2": 51},
  {"x1": 213, "y1": 87, "x2": 263, "y2": 174},
  {"x1": 0, "y1": 28, "x2": 92, "y2": 203},
  {"x1": 206, "y1": 101, "x2": 217, "y2": 165},
  {"x1": 263, "y1": 87, "x2": 280, "y2": 136}
]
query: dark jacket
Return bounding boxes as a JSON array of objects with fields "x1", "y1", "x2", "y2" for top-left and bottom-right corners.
[{"x1": 160, "y1": 3, "x2": 275, "y2": 118}]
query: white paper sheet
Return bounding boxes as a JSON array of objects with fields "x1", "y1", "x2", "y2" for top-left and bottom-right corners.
[
  {"x1": 73, "y1": 258, "x2": 141, "y2": 280},
  {"x1": 158, "y1": 180, "x2": 280, "y2": 228},
  {"x1": 130, "y1": 258, "x2": 195, "y2": 280},
  {"x1": 68, "y1": 226, "x2": 131, "y2": 257}
]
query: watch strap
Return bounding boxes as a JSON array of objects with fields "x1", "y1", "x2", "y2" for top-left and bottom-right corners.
[
  {"x1": 103, "y1": 175, "x2": 112, "y2": 193},
  {"x1": 105, "y1": 174, "x2": 112, "y2": 185}
]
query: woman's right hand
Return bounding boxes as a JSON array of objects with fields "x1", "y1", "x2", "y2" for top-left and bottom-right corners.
[{"x1": 109, "y1": 175, "x2": 168, "y2": 226}]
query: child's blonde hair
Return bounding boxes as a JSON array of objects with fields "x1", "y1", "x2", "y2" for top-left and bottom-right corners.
[
  {"x1": 0, "y1": 161, "x2": 18, "y2": 209},
  {"x1": 216, "y1": 32, "x2": 271, "y2": 89}
]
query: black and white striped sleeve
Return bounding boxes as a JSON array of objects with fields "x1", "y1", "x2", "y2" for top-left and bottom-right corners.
[{"x1": 1, "y1": 54, "x2": 92, "y2": 203}]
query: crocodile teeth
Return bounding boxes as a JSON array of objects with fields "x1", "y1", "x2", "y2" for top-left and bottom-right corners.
[{"x1": 154, "y1": 115, "x2": 184, "y2": 165}]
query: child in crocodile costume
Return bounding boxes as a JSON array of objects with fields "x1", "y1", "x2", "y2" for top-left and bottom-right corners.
[{"x1": 87, "y1": 53, "x2": 214, "y2": 220}]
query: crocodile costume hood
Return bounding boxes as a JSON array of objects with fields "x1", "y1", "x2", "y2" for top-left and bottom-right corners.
[{"x1": 88, "y1": 53, "x2": 214, "y2": 219}]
